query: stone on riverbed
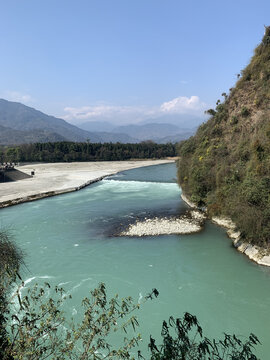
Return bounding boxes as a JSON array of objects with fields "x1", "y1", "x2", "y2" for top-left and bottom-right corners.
[{"x1": 119, "y1": 210, "x2": 206, "y2": 237}]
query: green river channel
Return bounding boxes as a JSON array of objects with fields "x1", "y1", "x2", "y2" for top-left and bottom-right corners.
[{"x1": 1, "y1": 163, "x2": 270, "y2": 358}]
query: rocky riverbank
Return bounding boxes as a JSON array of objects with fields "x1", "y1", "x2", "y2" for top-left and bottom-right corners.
[
  {"x1": 181, "y1": 193, "x2": 270, "y2": 267},
  {"x1": 212, "y1": 217, "x2": 270, "y2": 267},
  {"x1": 119, "y1": 210, "x2": 206, "y2": 237}
]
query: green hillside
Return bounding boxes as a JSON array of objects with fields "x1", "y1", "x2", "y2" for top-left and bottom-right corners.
[
  {"x1": 0, "y1": 124, "x2": 66, "y2": 145},
  {"x1": 177, "y1": 27, "x2": 270, "y2": 246}
]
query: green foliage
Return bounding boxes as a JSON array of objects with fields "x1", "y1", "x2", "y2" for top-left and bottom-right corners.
[
  {"x1": 177, "y1": 137, "x2": 196, "y2": 156},
  {"x1": 0, "y1": 230, "x2": 23, "y2": 360},
  {"x1": 205, "y1": 109, "x2": 216, "y2": 116},
  {"x1": 1, "y1": 280, "x2": 261, "y2": 360},
  {"x1": 241, "y1": 107, "x2": 250, "y2": 117},
  {"x1": 4, "y1": 283, "x2": 159, "y2": 360},
  {"x1": 148, "y1": 314, "x2": 260, "y2": 360},
  {"x1": 0, "y1": 142, "x2": 177, "y2": 163},
  {"x1": 177, "y1": 29, "x2": 270, "y2": 245},
  {"x1": 230, "y1": 116, "x2": 238, "y2": 125}
]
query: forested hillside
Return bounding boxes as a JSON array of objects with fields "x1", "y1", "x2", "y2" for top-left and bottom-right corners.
[
  {"x1": 177, "y1": 27, "x2": 270, "y2": 246},
  {"x1": 1, "y1": 141, "x2": 176, "y2": 162}
]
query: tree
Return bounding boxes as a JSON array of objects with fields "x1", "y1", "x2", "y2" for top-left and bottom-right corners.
[
  {"x1": 5, "y1": 148, "x2": 17, "y2": 163},
  {"x1": 2, "y1": 270, "x2": 159, "y2": 359},
  {"x1": 205, "y1": 109, "x2": 216, "y2": 117}
]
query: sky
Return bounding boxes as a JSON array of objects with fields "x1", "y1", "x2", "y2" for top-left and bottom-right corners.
[{"x1": 0, "y1": 0, "x2": 270, "y2": 126}]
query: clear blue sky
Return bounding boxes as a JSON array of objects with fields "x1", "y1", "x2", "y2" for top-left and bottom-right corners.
[{"x1": 0, "y1": 0, "x2": 269, "y2": 124}]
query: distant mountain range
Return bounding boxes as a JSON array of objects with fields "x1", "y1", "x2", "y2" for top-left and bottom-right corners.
[
  {"x1": 78, "y1": 121, "x2": 196, "y2": 144},
  {"x1": 0, "y1": 98, "x2": 199, "y2": 145},
  {"x1": 111, "y1": 123, "x2": 195, "y2": 142}
]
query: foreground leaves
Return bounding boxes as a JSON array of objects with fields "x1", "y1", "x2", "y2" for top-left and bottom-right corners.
[
  {"x1": 147, "y1": 313, "x2": 260, "y2": 360},
  {"x1": 4, "y1": 282, "x2": 159, "y2": 360}
]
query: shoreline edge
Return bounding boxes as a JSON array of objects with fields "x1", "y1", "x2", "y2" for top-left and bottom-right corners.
[{"x1": 181, "y1": 192, "x2": 270, "y2": 267}]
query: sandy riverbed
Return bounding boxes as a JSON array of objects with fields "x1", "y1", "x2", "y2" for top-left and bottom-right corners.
[{"x1": 0, "y1": 160, "x2": 175, "y2": 208}]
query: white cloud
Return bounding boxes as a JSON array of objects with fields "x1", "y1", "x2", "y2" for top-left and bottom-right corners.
[
  {"x1": 63, "y1": 95, "x2": 207, "y2": 125},
  {"x1": 1, "y1": 90, "x2": 34, "y2": 104},
  {"x1": 63, "y1": 104, "x2": 151, "y2": 123},
  {"x1": 63, "y1": 105, "x2": 130, "y2": 119},
  {"x1": 160, "y1": 96, "x2": 206, "y2": 114}
]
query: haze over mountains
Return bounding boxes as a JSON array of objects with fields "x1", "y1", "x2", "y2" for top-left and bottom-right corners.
[{"x1": 0, "y1": 99, "x2": 201, "y2": 145}]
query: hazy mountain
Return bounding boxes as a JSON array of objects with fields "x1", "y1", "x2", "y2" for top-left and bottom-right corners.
[
  {"x1": 78, "y1": 121, "x2": 115, "y2": 132},
  {"x1": 88, "y1": 132, "x2": 138, "y2": 143},
  {"x1": 0, "y1": 99, "x2": 97, "y2": 142},
  {"x1": 75, "y1": 113, "x2": 204, "y2": 142},
  {"x1": 0, "y1": 99, "x2": 137, "y2": 144},
  {"x1": 154, "y1": 131, "x2": 195, "y2": 144},
  {"x1": 139, "y1": 114, "x2": 205, "y2": 129},
  {"x1": 0, "y1": 98, "x2": 199, "y2": 145},
  {"x1": 0, "y1": 124, "x2": 66, "y2": 145},
  {"x1": 111, "y1": 123, "x2": 183, "y2": 141},
  {"x1": 75, "y1": 120, "x2": 197, "y2": 143}
]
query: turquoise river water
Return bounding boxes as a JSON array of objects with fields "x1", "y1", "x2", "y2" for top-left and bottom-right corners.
[{"x1": 1, "y1": 163, "x2": 270, "y2": 358}]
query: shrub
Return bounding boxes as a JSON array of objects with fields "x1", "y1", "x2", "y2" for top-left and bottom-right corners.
[
  {"x1": 148, "y1": 314, "x2": 260, "y2": 360},
  {"x1": 241, "y1": 107, "x2": 250, "y2": 117}
]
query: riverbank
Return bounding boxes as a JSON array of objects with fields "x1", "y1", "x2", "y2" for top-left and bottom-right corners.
[
  {"x1": 0, "y1": 160, "x2": 175, "y2": 208},
  {"x1": 181, "y1": 193, "x2": 270, "y2": 267},
  {"x1": 212, "y1": 217, "x2": 270, "y2": 267}
]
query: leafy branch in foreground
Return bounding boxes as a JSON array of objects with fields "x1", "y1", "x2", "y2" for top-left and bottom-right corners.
[
  {"x1": 147, "y1": 313, "x2": 260, "y2": 360},
  {"x1": 4, "y1": 281, "x2": 159, "y2": 360},
  {"x1": 5, "y1": 281, "x2": 261, "y2": 360},
  {"x1": 0, "y1": 230, "x2": 24, "y2": 359}
]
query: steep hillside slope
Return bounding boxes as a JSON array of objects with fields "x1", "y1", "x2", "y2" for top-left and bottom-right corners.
[{"x1": 177, "y1": 27, "x2": 270, "y2": 246}]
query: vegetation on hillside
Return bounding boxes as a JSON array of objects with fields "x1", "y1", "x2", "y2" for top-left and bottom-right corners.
[
  {"x1": 0, "y1": 231, "x2": 260, "y2": 359},
  {"x1": 0, "y1": 141, "x2": 176, "y2": 163},
  {"x1": 177, "y1": 27, "x2": 270, "y2": 246}
]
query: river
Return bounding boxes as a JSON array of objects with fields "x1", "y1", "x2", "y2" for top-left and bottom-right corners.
[{"x1": 1, "y1": 163, "x2": 270, "y2": 358}]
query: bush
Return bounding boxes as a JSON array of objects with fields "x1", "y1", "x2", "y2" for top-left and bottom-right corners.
[
  {"x1": 0, "y1": 230, "x2": 23, "y2": 359},
  {"x1": 148, "y1": 313, "x2": 260, "y2": 360},
  {"x1": 241, "y1": 107, "x2": 250, "y2": 117}
]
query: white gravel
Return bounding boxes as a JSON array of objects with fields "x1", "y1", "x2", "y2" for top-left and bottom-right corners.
[{"x1": 120, "y1": 210, "x2": 205, "y2": 237}]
